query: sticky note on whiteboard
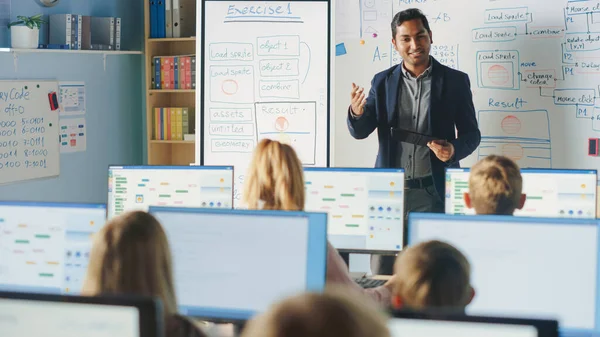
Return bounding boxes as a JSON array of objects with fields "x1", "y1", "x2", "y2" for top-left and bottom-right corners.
[{"x1": 336, "y1": 43, "x2": 347, "y2": 56}]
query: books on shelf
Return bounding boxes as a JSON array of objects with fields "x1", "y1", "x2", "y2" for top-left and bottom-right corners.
[
  {"x1": 151, "y1": 55, "x2": 196, "y2": 90},
  {"x1": 153, "y1": 107, "x2": 195, "y2": 140}
]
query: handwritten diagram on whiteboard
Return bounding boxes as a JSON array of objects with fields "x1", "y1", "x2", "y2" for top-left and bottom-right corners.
[
  {"x1": 201, "y1": 0, "x2": 330, "y2": 205},
  {"x1": 334, "y1": 0, "x2": 600, "y2": 174}
]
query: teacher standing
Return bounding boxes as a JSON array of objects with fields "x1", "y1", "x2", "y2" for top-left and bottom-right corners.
[{"x1": 347, "y1": 8, "x2": 481, "y2": 274}]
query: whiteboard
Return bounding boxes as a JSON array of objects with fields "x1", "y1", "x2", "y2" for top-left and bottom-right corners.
[
  {"x1": 334, "y1": 0, "x2": 600, "y2": 172},
  {"x1": 0, "y1": 81, "x2": 60, "y2": 184},
  {"x1": 199, "y1": 0, "x2": 330, "y2": 204}
]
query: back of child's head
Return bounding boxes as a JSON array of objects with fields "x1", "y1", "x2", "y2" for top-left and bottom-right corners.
[
  {"x1": 241, "y1": 289, "x2": 390, "y2": 337},
  {"x1": 82, "y1": 211, "x2": 177, "y2": 315},
  {"x1": 468, "y1": 155, "x2": 523, "y2": 215},
  {"x1": 243, "y1": 138, "x2": 305, "y2": 211},
  {"x1": 393, "y1": 240, "x2": 472, "y2": 310}
]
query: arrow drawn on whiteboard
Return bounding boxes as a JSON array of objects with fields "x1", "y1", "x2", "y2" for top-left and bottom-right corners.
[{"x1": 300, "y1": 42, "x2": 311, "y2": 84}]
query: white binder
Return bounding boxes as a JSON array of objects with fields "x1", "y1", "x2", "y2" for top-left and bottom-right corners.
[
  {"x1": 172, "y1": 0, "x2": 181, "y2": 38},
  {"x1": 165, "y1": 0, "x2": 173, "y2": 38}
]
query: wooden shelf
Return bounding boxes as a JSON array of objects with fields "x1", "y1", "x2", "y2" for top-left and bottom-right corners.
[
  {"x1": 149, "y1": 89, "x2": 195, "y2": 94},
  {"x1": 0, "y1": 48, "x2": 142, "y2": 55},
  {"x1": 148, "y1": 37, "x2": 196, "y2": 43},
  {"x1": 150, "y1": 140, "x2": 195, "y2": 144}
]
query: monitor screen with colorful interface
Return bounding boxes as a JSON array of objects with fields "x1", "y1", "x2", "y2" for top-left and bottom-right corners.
[
  {"x1": 149, "y1": 207, "x2": 328, "y2": 322},
  {"x1": 408, "y1": 213, "x2": 600, "y2": 337},
  {"x1": 0, "y1": 202, "x2": 107, "y2": 295},
  {"x1": 445, "y1": 168, "x2": 597, "y2": 217},
  {"x1": 0, "y1": 291, "x2": 161, "y2": 337},
  {"x1": 303, "y1": 168, "x2": 404, "y2": 253},
  {"x1": 389, "y1": 311, "x2": 558, "y2": 337},
  {"x1": 107, "y1": 165, "x2": 234, "y2": 218}
]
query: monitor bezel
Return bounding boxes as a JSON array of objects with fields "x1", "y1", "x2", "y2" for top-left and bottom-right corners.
[
  {"x1": 444, "y1": 167, "x2": 599, "y2": 217},
  {"x1": 107, "y1": 164, "x2": 235, "y2": 218},
  {"x1": 0, "y1": 200, "x2": 107, "y2": 224},
  {"x1": 406, "y1": 213, "x2": 600, "y2": 337},
  {"x1": 407, "y1": 212, "x2": 600, "y2": 245},
  {"x1": 148, "y1": 206, "x2": 328, "y2": 323},
  {"x1": 303, "y1": 166, "x2": 405, "y2": 255},
  {"x1": 0, "y1": 291, "x2": 163, "y2": 337},
  {"x1": 390, "y1": 309, "x2": 559, "y2": 337},
  {"x1": 0, "y1": 200, "x2": 107, "y2": 210}
]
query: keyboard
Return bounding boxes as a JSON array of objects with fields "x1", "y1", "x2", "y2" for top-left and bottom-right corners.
[{"x1": 353, "y1": 278, "x2": 386, "y2": 289}]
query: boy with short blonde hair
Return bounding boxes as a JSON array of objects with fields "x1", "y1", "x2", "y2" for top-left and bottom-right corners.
[
  {"x1": 464, "y1": 155, "x2": 526, "y2": 215},
  {"x1": 392, "y1": 240, "x2": 474, "y2": 311}
]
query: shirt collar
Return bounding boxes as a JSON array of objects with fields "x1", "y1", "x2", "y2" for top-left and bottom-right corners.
[{"x1": 401, "y1": 57, "x2": 433, "y2": 79}]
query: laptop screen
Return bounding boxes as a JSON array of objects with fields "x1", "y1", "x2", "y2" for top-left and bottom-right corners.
[
  {"x1": 445, "y1": 168, "x2": 597, "y2": 217},
  {"x1": 303, "y1": 167, "x2": 404, "y2": 253},
  {"x1": 408, "y1": 213, "x2": 600, "y2": 337},
  {"x1": 0, "y1": 202, "x2": 107, "y2": 295},
  {"x1": 108, "y1": 165, "x2": 234, "y2": 219},
  {"x1": 149, "y1": 207, "x2": 328, "y2": 321}
]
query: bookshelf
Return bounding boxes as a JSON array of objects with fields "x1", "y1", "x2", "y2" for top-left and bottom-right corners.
[{"x1": 144, "y1": 1, "x2": 196, "y2": 165}]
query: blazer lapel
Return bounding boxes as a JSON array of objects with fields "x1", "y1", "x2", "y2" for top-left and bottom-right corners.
[{"x1": 386, "y1": 65, "x2": 402, "y2": 125}]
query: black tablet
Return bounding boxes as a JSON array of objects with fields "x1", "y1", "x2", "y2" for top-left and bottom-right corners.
[{"x1": 390, "y1": 127, "x2": 442, "y2": 147}]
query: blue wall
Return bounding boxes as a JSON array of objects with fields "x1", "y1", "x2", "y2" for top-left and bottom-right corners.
[{"x1": 0, "y1": 0, "x2": 145, "y2": 203}]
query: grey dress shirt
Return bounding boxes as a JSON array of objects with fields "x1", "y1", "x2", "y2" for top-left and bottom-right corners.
[{"x1": 397, "y1": 62, "x2": 433, "y2": 180}]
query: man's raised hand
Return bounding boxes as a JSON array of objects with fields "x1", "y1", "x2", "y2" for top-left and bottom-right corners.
[{"x1": 350, "y1": 82, "x2": 367, "y2": 116}]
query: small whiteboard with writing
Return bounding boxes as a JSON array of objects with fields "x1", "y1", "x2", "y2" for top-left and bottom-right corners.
[
  {"x1": 200, "y1": 0, "x2": 330, "y2": 205},
  {"x1": 0, "y1": 81, "x2": 60, "y2": 184}
]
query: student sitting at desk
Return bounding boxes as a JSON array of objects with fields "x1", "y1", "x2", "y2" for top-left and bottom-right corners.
[
  {"x1": 392, "y1": 240, "x2": 474, "y2": 311},
  {"x1": 241, "y1": 289, "x2": 390, "y2": 337},
  {"x1": 464, "y1": 155, "x2": 526, "y2": 215},
  {"x1": 82, "y1": 211, "x2": 206, "y2": 337},
  {"x1": 243, "y1": 139, "x2": 395, "y2": 306}
]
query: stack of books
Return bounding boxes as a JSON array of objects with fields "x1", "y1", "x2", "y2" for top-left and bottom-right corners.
[
  {"x1": 151, "y1": 55, "x2": 196, "y2": 90},
  {"x1": 153, "y1": 107, "x2": 195, "y2": 141}
]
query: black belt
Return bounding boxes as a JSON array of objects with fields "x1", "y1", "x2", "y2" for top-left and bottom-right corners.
[{"x1": 405, "y1": 175, "x2": 434, "y2": 189}]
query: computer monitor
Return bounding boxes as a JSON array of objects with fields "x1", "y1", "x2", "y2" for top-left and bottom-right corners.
[
  {"x1": 107, "y1": 165, "x2": 234, "y2": 218},
  {"x1": 0, "y1": 291, "x2": 161, "y2": 337},
  {"x1": 303, "y1": 167, "x2": 404, "y2": 254},
  {"x1": 445, "y1": 168, "x2": 597, "y2": 217},
  {"x1": 389, "y1": 310, "x2": 558, "y2": 337},
  {"x1": 148, "y1": 207, "x2": 328, "y2": 322},
  {"x1": 407, "y1": 213, "x2": 600, "y2": 337},
  {"x1": 0, "y1": 201, "x2": 107, "y2": 295}
]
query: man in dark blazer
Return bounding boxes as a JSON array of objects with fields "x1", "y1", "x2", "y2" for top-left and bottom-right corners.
[{"x1": 348, "y1": 8, "x2": 481, "y2": 274}]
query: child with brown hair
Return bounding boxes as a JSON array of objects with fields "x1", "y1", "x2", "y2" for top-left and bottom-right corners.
[
  {"x1": 464, "y1": 155, "x2": 526, "y2": 215},
  {"x1": 392, "y1": 240, "x2": 474, "y2": 311},
  {"x1": 241, "y1": 288, "x2": 390, "y2": 337}
]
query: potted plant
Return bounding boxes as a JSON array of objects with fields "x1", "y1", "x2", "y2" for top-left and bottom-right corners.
[{"x1": 7, "y1": 14, "x2": 46, "y2": 49}]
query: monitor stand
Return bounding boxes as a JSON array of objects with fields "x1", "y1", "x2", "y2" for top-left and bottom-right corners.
[
  {"x1": 340, "y1": 251, "x2": 350, "y2": 269},
  {"x1": 341, "y1": 252, "x2": 396, "y2": 276},
  {"x1": 340, "y1": 252, "x2": 369, "y2": 279},
  {"x1": 233, "y1": 322, "x2": 246, "y2": 336}
]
